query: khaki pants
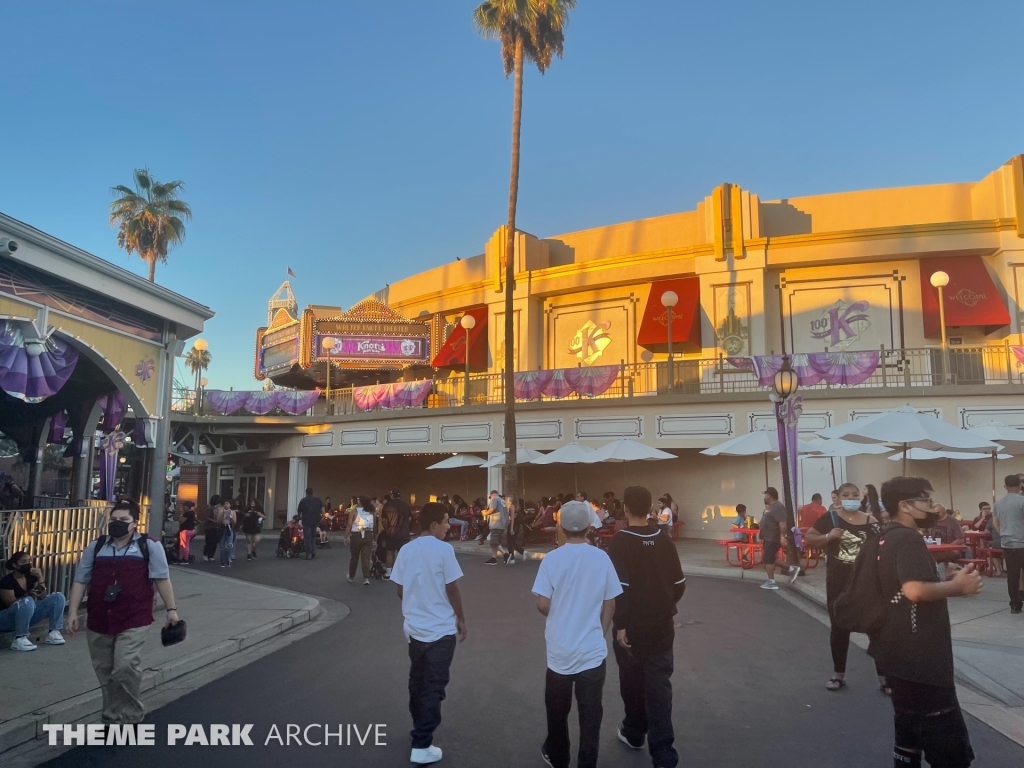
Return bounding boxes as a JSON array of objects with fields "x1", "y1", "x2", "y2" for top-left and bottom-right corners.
[{"x1": 87, "y1": 626, "x2": 150, "y2": 724}]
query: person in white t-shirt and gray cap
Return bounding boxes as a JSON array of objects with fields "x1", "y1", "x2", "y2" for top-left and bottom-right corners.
[{"x1": 532, "y1": 500, "x2": 622, "y2": 768}]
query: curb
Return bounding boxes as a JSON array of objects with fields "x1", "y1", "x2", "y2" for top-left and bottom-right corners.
[
  {"x1": 0, "y1": 584, "x2": 322, "y2": 756},
  {"x1": 786, "y1": 576, "x2": 1024, "y2": 708}
]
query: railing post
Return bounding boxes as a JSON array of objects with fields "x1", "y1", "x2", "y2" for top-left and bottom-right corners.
[
  {"x1": 718, "y1": 353, "x2": 725, "y2": 394},
  {"x1": 1006, "y1": 339, "x2": 1013, "y2": 384},
  {"x1": 904, "y1": 349, "x2": 912, "y2": 388},
  {"x1": 620, "y1": 359, "x2": 626, "y2": 398},
  {"x1": 880, "y1": 345, "x2": 886, "y2": 387}
]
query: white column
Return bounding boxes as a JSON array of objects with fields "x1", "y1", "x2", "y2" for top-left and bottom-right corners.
[{"x1": 287, "y1": 457, "x2": 308, "y2": 518}]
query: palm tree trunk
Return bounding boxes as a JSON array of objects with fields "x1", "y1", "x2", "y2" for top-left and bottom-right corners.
[
  {"x1": 501, "y1": 36, "x2": 524, "y2": 498},
  {"x1": 147, "y1": 255, "x2": 156, "y2": 283}
]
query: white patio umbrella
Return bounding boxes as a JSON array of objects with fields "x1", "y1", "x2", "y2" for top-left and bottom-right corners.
[
  {"x1": 482, "y1": 447, "x2": 547, "y2": 498},
  {"x1": 426, "y1": 454, "x2": 486, "y2": 500},
  {"x1": 701, "y1": 430, "x2": 821, "y2": 488},
  {"x1": 799, "y1": 438, "x2": 892, "y2": 489},
  {"x1": 887, "y1": 448, "x2": 1013, "y2": 511},
  {"x1": 817, "y1": 405, "x2": 1000, "y2": 476},
  {"x1": 579, "y1": 439, "x2": 677, "y2": 463},
  {"x1": 966, "y1": 422, "x2": 1024, "y2": 504},
  {"x1": 531, "y1": 441, "x2": 597, "y2": 495}
]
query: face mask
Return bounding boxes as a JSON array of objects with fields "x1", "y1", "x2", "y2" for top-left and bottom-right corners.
[
  {"x1": 841, "y1": 499, "x2": 861, "y2": 512},
  {"x1": 108, "y1": 520, "x2": 132, "y2": 539},
  {"x1": 18, "y1": 563, "x2": 32, "y2": 575},
  {"x1": 906, "y1": 504, "x2": 937, "y2": 529}
]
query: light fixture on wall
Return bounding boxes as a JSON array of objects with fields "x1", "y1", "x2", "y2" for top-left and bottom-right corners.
[{"x1": 661, "y1": 291, "x2": 678, "y2": 392}]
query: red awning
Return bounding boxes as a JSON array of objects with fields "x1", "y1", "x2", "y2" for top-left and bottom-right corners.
[
  {"x1": 431, "y1": 307, "x2": 488, "y2": 368},
  {"x1": 637, "y1": 277, "x2": 702, "y2": 353},
  {"x1": 920, "y1": 256, "x2": 1010, "y2": 337}
]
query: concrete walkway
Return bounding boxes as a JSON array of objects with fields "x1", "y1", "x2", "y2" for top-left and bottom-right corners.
[
  {"x1": 450, "y1": 534, "x2": 1024, "y2": 747},
  {"x1": 0, "y1": 566, "x2": 336, "y2": 756}
]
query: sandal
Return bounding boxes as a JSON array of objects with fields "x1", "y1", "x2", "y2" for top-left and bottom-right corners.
[
  {"x1": 826, "y1": 678, "x2": 846, "y2": 692},
  {"x1": 880, "y1": 684, "x2": 892, "y2": 696}
]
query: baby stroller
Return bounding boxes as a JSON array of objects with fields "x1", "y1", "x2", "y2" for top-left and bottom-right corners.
[
  {"x1": 316, "y1": 517, "x2": 332, "y2": 549},
  {"x1": 163, "y1": 534, "x2": 195, "y2": 565},
  {"x1": 369, "y1": 529, "x2": 388, "y2": 580},
  {"x1": 276, "y1": 524, "x2": 305, "y2": 558}
]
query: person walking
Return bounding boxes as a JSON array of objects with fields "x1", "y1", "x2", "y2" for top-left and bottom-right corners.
[
  {"x1": 217, "y1": 498, "x2": 237, "y2": 568},
  {"x1": 347, "y1": 495, "x2": 376, "y2": 585},
  {"x1": 506, "y1": 495, "x2": 526, "y2": 565},
  {"x1": 608, "y1": 486, "x2": 685, "y2": 768},
  {"x1": 993, "y1": 474, "x2": 1024, "y2": 614},
  {"x1": 802, "y1": 482, "x2": 889, "y2": 693},
  {"x1": 484, "y1": 490, "x2": 509, "y2": 566},
  {"x1": 241, "y1": 501, "x2": 264, "y2": 561},
  {"x1": 297, "y1": 487, "x2": 323, "y2": 561},
  {"x1": 381, "y1": 488, "x2": 412, "y2": 578},
  {"x1": 177, "y1": 503, "x2": 197, "y2": 564},
  {"x1": 67, "y1": 498, "x2": 181, "y2": 724},
  {"x1": 390, "y1": 502, "x2": 467, "y2": 764},
  {"x1": 202, "y1": 496, "x2": 222, "y2": 561},
  {"x1": 531, "y1": 500, "x2": 621, "y2": 768},
  {"x1": 759, "y1": 487, "x2": 799, "y2": 589},
  {"x1": 871, "y1": 477, "x2": 982, "y2": 768}
]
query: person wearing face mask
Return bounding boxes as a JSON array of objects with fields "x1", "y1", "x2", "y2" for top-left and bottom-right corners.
[
  {"x1": 67, "y1": 498, "x2": 180, "y2": 725},
  {"x1": 803, "y1": 483, "x2": 889, "y2": 694},
  {"x1": 0, "y1": 551, "x2": 66, "y2": 650},
  {"x1": 870, "y1": 477, "x2": 983, "y2": 768}
]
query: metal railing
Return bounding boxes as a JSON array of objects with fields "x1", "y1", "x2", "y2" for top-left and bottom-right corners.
[
  {"x1": 1, "y1": 502, "x2": 149, "y2": 600},
  {"x1": 171, "y1": 344, "x2": 1024, "y2": 418}
]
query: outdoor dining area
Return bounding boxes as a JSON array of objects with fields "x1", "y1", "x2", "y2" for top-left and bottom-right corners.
[{"x1": 701, "y1": 405, "x2": 1020, "y2": 575}]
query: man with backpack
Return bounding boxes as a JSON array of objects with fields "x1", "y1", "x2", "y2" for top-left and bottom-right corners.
[
  {"x1": 66, "y1": 498, "x2": 181, "y2": 724},
  {"x1": 870, "y1": 477, "x2": 983, "y2": 768}
]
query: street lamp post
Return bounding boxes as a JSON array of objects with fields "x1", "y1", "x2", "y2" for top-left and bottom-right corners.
[
  {"x1": 192, "y1": 338, "x2": 208, "y2": 414},
  {"x1": 930, "y1": 271, "x2": 950, "y2": 385},
  {"x1": 661, "y1": 291, "x2": 678, "y2": 392},
  {"x1": 772, "y1": 354, "x2": 800, "y2": 568},
  {"x1": 460, "y1": 314, "x2": 476, "y2": 406},
  {"x1": 323, "y1": 336, "x2": 337, "y2": 414},
  {"x1": 199, "y1": 377, "x2": 208, "y2": 414}
]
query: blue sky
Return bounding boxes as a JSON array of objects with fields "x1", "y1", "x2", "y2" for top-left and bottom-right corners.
[{"x1": 2, "y1": 0, "x2": 1022, "y2": 390}]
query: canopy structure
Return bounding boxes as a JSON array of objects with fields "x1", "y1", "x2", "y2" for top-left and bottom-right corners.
[
  {"x1": 888, "y1": 447, "x2": 1013, "y2": 511},
  {"x1": 532, "y1": 442, "x2": 597, "y2": 495},
  {"x1": 636, "y1": 277, "x2": 702, "y2": 354},
  {"x1": 963, "y1": 422, "x2": 1024, "y2": 504},
  {"x1": 701, "y1": 430, "x2": 821, "y2": 488},
  {"x1": 817, "y1": 405, "x2": 1000, "y2": 476},
  {"x1": 426, "y1": 454, "x2": 486, "y2": 470},
  {"x1": 579, "y1": 439, "x2": 676, "y2": 463},
  {"x1": 481, "y1": 447, "x2": 546, "y2": 468}
]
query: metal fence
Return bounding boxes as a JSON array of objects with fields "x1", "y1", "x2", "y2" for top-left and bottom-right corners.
[
  {"x1": 0, "y1": 502, "x2": 150, "y2": 600},
  {"x1": 172, "y1": 344, "x2": 1024, "y2": 418}
]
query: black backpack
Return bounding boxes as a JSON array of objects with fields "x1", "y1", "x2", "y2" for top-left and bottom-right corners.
[
  {"x1": 831, "y1": 527, "x2": 901, "y2": 634},
  {"x1": 94, "y1": 534, "x2": 151, "y2": 567}
]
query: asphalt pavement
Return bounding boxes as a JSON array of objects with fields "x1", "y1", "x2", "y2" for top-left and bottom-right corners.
[{"x1": 43, "y1": 539, "x2": 1024, "y2": 768}]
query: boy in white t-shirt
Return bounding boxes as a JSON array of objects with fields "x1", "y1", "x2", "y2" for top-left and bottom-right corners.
[
  {"x1": 532, "y1": 500, "x2": 622, "y2": 768},
  {"x1": 391, "y1": 503, "x2": 468, "y2": 765}
]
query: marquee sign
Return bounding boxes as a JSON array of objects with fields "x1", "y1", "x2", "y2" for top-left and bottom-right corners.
[{"x1": 319, "y1": 335, "x2": 428, "y2": 361}]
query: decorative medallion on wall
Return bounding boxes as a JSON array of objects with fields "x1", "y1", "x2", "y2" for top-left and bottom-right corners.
[
  {"x1": 135, "y1": 357, "x2": 155, "y2": 383},
  {"x1": 809, "y1": 300, "x2": 871, "y2": 351},
  {"x1": 568, "y1": 319, "x2": 611, "y2": 365}
]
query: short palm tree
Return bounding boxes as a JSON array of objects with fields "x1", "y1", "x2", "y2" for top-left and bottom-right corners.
[
  {"x1": 473, "y1": 0, "x2": 575, "y2": 494},
  {"x1": 109, "y1": 168, "x2": 192, "y2": 282},
  {"x1": 184, "y1": 346, "x2": 211, "y2": 390}
]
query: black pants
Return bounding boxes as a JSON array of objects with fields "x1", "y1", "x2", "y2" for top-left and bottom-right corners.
[
  {"x1": 827, "y1": 566, "x2": 885, "y2": 676},
  {"x1": 203, "y1": 529, "x2": 220, "y2": 559},
  {"x1": 544, "y1": 661, "x2": 605, "y2": 768},
  {"x1": 889, "y1": 677, "x2": 973, "y2": 768},
  {"x1": 1004, "y1": 547, "x2": 1024, "y2": 611},
  {"x1": 613, "y1": 644, "x2": 677, "y2": 768},
  {"x1": 408, "y1": 634, "x2": 456, "y2": 749},
  {"x1": 304, "y1": 526, "x2": 316, "y2": 557}
]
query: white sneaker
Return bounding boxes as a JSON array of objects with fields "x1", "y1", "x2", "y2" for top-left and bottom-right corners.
[
  {"x1": 505, "y1": 557, "x2": 516, "y2": 566},
  {"x1": 410, "y1": 745, "x2": 442, "y2": 764},
  {"x1": 790, "y1": 565, "x2": 802, "y2": 584},
  {"x1": 45, "y1": 630, "x2": 65, "y2": 645},
  {"x1": 385, "y1": 567, "x2": 392, "y2": 579},
  {"x1": 760, "y1": 579, "x2": 779, "y2": 590},
  {"x1": 347, "y1": 575, "x2": 354, "y2": 583},
  {"x1": 363, "y1": 579, "x2": 370, "y2": 586},
  {"x1": 10, "y1": 636, "x2": 36, "y2": 651}
]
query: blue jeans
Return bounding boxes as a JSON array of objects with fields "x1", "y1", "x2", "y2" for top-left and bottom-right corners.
[
  {"x1": 408, "y1": 634, "x2": 457, "y2": 749},
  {"x1": 220, "y1": 530, "x2": 235, "y2": 566},
  {"x1": 449, "y1": 519, "x2": 468, "y2": 538},
  {"x1": 0, "y1": 593, "x2": 66, "y2": 637}
]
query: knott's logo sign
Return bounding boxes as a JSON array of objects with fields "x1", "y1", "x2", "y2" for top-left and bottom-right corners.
[
  {"x1": 810, "y1": 300, "x2": 871, "y2": 351},
  {"x1": 356, "y1": 340, "x2": 387, "y2": 355},
  {"x1": 948, "y1": 287, "x2": 986, "y2": 307}
]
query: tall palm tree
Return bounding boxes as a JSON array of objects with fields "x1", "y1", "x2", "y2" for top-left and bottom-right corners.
[
  {"x1": 109, "y1": 168, "x2": 192, "y2": 282},
  {"x1": 474, "y1": 0, "x2": 575, "y2": 495},
  {"x1": 184, "y1": 346, "x2": 211, "y2": 391}
]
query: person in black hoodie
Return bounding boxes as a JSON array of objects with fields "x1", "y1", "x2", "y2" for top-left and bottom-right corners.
[{"x1": 608, "y1": 486, "x2": 686, "y2": 768}]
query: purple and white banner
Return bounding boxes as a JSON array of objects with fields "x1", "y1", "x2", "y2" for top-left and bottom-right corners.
[{"x1": 318, "y1": 336, "x2": 428, "y2": 361}]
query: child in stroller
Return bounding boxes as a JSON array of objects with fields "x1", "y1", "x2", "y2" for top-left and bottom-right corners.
[
  {"x1": 276, "y1": 516, "x2": 306, "y2": 558},
  {"x1": 317, "y1": 514, "x2": 332, "y2": 548}
]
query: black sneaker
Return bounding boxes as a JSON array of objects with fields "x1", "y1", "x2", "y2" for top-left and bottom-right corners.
[
  {"x1": 1012, "y1": 606, "x2": 1023, "y2": 615},
  {"x1": 617, "y1": 727, "x2": 644, "y2": 749},
  {"x1": 246, "y1": 554, "x2": 252, "y2": 561},
  {"x1": 541, "y1": 746, "x2": 554, "y2": 768},
  {"x1": 485, "y1": 558, "x2": 498, "y2": 565}
]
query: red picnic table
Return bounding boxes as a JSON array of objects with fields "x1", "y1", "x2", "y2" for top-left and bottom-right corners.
[
  {"x1": 926, "y1": 543, "x2": 968, "y2": 557},
  {"x1": 718, "y1": 528, "x2": 762, "y2": 569},
  {"x1": 962, "y1": 530, "x2": 990, "y2": 558}
]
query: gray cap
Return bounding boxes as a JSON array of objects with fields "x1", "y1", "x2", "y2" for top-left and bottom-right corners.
[{"x1": 559, "y1": 500, "x2": 593, "y2": 532}]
